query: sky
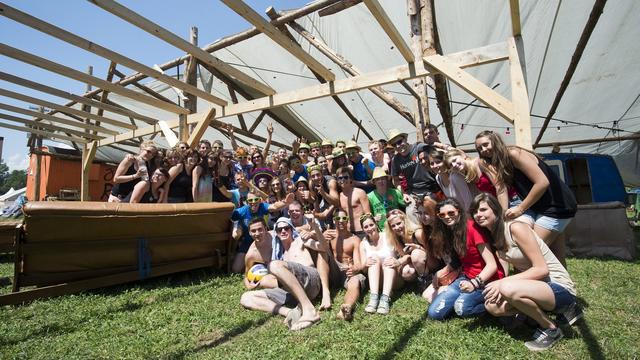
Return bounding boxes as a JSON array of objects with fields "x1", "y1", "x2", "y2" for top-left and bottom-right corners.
[{"x1": 0, "y1": 0, "x2": 308, "y2": 170}]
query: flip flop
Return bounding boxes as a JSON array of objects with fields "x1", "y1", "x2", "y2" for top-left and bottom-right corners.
[
  {"x1": 290, "y1": 316, "x2": 320, "y2": 331},
  {"x1": 284, "y1": 306, "x2": 302, "y2": 329}
]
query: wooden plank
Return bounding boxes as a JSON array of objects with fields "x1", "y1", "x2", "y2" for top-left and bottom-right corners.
[
  {"x1": 363, "y1": 0, "x2": 414, "y2": 63},
  {"x1": 81, "y1": 141, "x2": 98, "y2": 201},
  {"x1": 0, "y1": 88, "x2": 137, "y2": 130},
  {"x1": 100, "y1": 42, "x2": 510, "y2": 146},
  {"x1": 221, "y1": 0, "x2": 335, "y2": 81},
  {"x1": 319, "y1": 0, "x2": 363, "y2": 17},
  {"x1": 0, "y1": 121, "x2": 88, "y2": 144},
  {"x1": 0, "y1": 102, "x2": 120, "y2": 135},
  {"x1": 535, "y1": 134, "x2": 640, "y2": 148},
  {"x1": 423, "y1": 54, "x2": 515, "y2": 124},
  {"x1": 0, "y1": 3, "x2": 228, "y2": 107},
  {"x1": 0, "y1": 112, "x2": 101, "y2": 140},
  {"x1": 508, "y1": 36, "x2": 532, "y2": 150},
  {"x1": 0, "y1": 257, "x2": 219, "y2": 305},
  {"x1": 509, "y1": 0, "x2": 522, "y2": 37},
  {"x1": 89, "y1": 0, "x2": 275, "y2": 96},
  {"x1": 227, "y1": 85, "x2": 247, "y2": 130},
  {"x1": 187, "y1": 108, "x2": 216, "y2": 148},
  {"x1": 0, "y1": 43, "x2": 188, "y2": 114},
  {"x1": 158, "y1": 120, "x2": 179, "y2": 147},
  {"x1": 0, "y1": 71, "x2": 158, "y2": 124},
  {"x1": 248, "y1": 111, "x2": 266, "y2": 133}
]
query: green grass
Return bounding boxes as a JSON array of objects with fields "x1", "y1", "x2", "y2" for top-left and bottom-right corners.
[{"x1": 0, "y1": 255, "x2": 639, "y2": 359}]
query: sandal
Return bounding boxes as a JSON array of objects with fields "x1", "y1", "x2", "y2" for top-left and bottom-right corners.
[
  {"x1": 365, "y1": 294, "x2": 379, "y2": 314},
  {"x1": 377, "y1": 294, "x2": 390, "y2": 315}
]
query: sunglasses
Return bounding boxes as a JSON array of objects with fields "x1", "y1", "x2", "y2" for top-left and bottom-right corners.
[
  {"x1": 392, "y1": 138, "x2": 406, "y2": 147},
  {"x1": 333, "y1": 215, "x2": 349, "y2": 221},
  {"x1": 437, "y1": 210, "x2": 459, "y2": 219},
  {"x1": 238, "y1": 156, "x2": 249, "y2": 160},
  {"x1": 276, "y1": 226, "x2": 292, "y2": 233},
  {"x1": 246, "y1": 198, "x2": 261, "y2": 204},
  {"x1": 252, "y1": 156, "x2": 262, "y2": 160},
  {"x1": 346, "y1": 151, "x2": 357, "y2": 156},
  {"x1": 222, "y1": 155, "x2": 232, "y2": 159},
  {"x1": 336, "y1": 175, "x2": 350, "y2": 181}
]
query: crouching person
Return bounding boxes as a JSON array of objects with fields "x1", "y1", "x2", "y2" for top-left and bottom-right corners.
[{"x1": 240, "y1": 217, "x2": 328, "y2": 331}]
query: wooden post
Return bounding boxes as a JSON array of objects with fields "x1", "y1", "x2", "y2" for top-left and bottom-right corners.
[
  {"x1": 508, "y1": 37, "x2": 532, "y2": 150},
  {"x1": 408, "y1": 0, "x2": 428, "y2": 143},
  {"x1": 184, "y1": 26, "x2": 198, "y2": 137},
  {"x1": 81, "y1": 141, "x2": 97, "y2": 201},
  {"x1": 33, "y1": 107, "x2": 43, "y2": 201}
]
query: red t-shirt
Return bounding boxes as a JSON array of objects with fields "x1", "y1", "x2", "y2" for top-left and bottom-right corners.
[{"x1": 460, "y1": 219, "x2": 505, "y2": 282}]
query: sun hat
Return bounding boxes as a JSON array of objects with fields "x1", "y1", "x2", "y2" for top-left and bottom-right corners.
[
  {"x1": 387, "y1": 129, "x2": 408, "y2": 143},
  {"x1": 371, "y1": 167, "x2": 389, "y2": 182}
]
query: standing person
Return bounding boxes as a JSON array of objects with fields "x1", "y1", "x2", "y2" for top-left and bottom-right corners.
[
  {"x1": 249, "y1": 122, "x2": 274, "y2": 176},
  {"x1": 387, "y1": 129, "x2": 440, "y2": 223},
  {"x1": 336, "y1": 167, "x2": 371, "y2": 238},
  {"x1": 345, "y1": 141, "x2": 374, "y2": 189},
  {"x1": 294, "y1": 177, "x2": 317, "y2": 214},
  {"x1": 193, "y1": 151, "x2": 215, "y2": 202},
  {"x1": 317, "y1": 156, "x2": 330, "y2": 176},
  {"x1": 368, "y1": 140, "x2": 390, "y2": 173},
  {"x1": 330, "y1": 149, "x2": 348, "y2": 176},
  {"x1": 323, "y1": 209, "x2": 366, "y2": 321},
  {"x1": 139, "y1": 168, "x2": 169, "y2": 203},
  {"x1": 231, "y1": 192, "x2": 294, "y2": 273},
  {"x1": 423, "y1": 124, "x2": 441, "y2": 145},
  {"x1": 309, "y1": 142, "x2": 322, "y2": 161},
  {"x1": 309, "y1": 165, "x2": 339, "y2": 228},
  {"x1": 427, "y1": 198, "x2": 504, "y2": 320},
  {"x1": 321, "y1": 139, "x2": 334, "y2": 157},
  {"x1": 475, "y1": 131, "x2": 577, "y2": 267},
  {"x1": 421, "y1": 148, "x2": 476, "y2": 212},
  {"x1": 165, "y1": 149, "x2": 195, "y2": 203},
  {"x1": 359, "y1": 213, "x2": 401, "y2": 315},
  {"x1": 367, "y1": 167, "x2": 406, "y2": 230},
  {"x1": 216, "y1": 149, "x2": 236, "y2": 190},
  {"x1": 471, "y1": 193, "x2": 579, "y2": 351},
  {"x1": 335, "y1": 140, "x2": 347, "y2": 151},
  {"x1": 109, "y1": 141, "x2": 157, "y2": 203},
  {"x1": 240, "y1": 216, "x2": 327, "y2": 331}
]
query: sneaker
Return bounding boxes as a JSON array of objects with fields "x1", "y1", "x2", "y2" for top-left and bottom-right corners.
[
  {"x1": 365, "y1": 294, "x2": 379, "y2": 314},
  {"x1": 524, "y1": 327, "x2": 563, "y2": 351},
  {"x1": 556, "y1": 302, "x2": 583, "y2": 326},
  {"x1": 377, "y1": 294, "x2": 390, "y2": 315}
]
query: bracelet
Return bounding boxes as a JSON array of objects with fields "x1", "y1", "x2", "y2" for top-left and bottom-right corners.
[
  {"x1": 474, "y1": 275, "x2": 485, "y2": 288},
  {"x1": 470, "y1": 278, "x2": 479, "y2": 290}
]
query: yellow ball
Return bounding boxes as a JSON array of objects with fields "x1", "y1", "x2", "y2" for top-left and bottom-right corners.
[{"x1": 247, "y1": 263, "x2": 269, "y2": 283}]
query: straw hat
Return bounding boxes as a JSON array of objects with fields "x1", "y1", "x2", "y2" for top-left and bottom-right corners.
[
  {"x1": 295, "y1": 176, "x2": 309, "y2": 186},
  {"x1": 321, "y1": 139, "x2": 333, "y2": 146},
  {"x1": 345, "y1": 140, "x2": 361, "y2": 151},
  {"x1": 371, "y1": 167, "x2": 389, "y2": 182},
  {"x1": 387, "y1": 128, "x2": 408, "y2": 143},
  {"x1": 332, "y1": 148, "x2": 345, "y2": 157},
  {"x1": 251, "y1": 168, "x2": 276, "y2": 186},
  {"x1": 309, "y1": 141, "x2": 321, "y2": 149},
  {"x1": 298, "y1": 143, "x2": 311, "y2": 151}
]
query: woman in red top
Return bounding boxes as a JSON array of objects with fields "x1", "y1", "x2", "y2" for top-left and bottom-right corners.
[{"x1": 427, "y1": 198, "x2": 505, "y2": 320}]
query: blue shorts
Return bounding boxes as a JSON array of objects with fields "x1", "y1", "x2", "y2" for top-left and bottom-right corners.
[
  {"x1": 548, "y1": 282, "x2": 576, "y2": 312},
  {"x1": 520, "y1": 212, "x2": 573, "y2": 233}
]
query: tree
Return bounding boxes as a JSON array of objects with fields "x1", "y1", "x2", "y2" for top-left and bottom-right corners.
[{"x1": 0, "y1": 160, "x2": 27, "y2": 194}]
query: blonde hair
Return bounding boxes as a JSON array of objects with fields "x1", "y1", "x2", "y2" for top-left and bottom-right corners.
[
  {"x1": 444, "y1": 148, "x2": 480, "y2": 183},
  {"x1": 383, "y1": 210, "x2": 422, "y2": 256}
]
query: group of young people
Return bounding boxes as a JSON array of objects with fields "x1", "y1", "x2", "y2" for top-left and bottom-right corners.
[{"x1": 108, "y1": 122, "x2": 581, "y2": 351}]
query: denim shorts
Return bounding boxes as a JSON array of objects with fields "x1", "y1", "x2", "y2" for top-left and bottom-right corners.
[
  {"x1": 520, "y1": 212, "x2": 573, "y2": 233},
  {"x1": 548, "y1": 281, "x2": 576, "y2": 312}
]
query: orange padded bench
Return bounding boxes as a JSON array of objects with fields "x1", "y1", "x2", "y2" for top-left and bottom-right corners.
[{"x1": 1, "y1": 201, "x2": 233, "y2": 305}]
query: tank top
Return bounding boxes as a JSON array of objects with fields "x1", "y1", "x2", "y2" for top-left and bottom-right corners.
[
  {"x1": 362, "y1": 234, "x2": 397, "y2": 260},
  {"x1": 111, "y1": 163, "x2": 138, "y2": 198},
  {"x1": 169, "y1": 166, "x2": 193, "y2": 202},
  {"x1": 194, "y1": 173, "x2": 213, "y2": 203},
  {"x1": 500, "y1": 220, "x2": 576, "y2": 295},
  {"x1": 475, "y1": 172, "x2": 518, "y2": 199},
  {"x1": 512, "y1": 159, "x2": 577, "y2": 219}
]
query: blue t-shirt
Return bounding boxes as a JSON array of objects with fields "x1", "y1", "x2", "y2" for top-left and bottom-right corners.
[
  {"x1": 292, "y1": 165, "x2": 309, "y2": 183},
  {"x1": 352, "y1": 156, "x2": 375, "y2": 181},
  {"x1": 231, "y1": 202, "x2": 270, "y2": 248},
  {"x1": 229, "y1": 188, "x2": 249, "y2": 208}
]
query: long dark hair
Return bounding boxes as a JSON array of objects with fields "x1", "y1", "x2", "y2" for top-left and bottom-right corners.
[
  {"x1": 432, "y1": 198, "x2": 468, "y2": 258},
  {"x1": 469, "y1": 193, "x2": 508, "y2": 253}
]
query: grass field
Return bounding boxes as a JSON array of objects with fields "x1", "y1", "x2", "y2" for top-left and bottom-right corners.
[{"x1": 1, "y1": 250, "x2": 639, "y2": 360}]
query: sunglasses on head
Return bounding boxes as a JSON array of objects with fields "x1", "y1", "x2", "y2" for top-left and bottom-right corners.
[
  {"x1": 337, "y1": 175, "x2": 350, "y2": 181},
  {"x1": 246, "y1": 198, "x2": 261, "y2": 204},
  {"x1": 276, "y1": 225, "x2": 292, "y2": 233},
  {"x1": 333, "y1": 215, "x2": 349, "y2": 221},
  {"x1": 386, "y1": 209, "x2": 403, "y2": 218},
  {"x1": 437, "y1": 210, "x2": 458, "y2": 219}
]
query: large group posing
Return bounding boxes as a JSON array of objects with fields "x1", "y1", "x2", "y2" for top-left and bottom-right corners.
[{"x1": 109, "y1": 123, "x2": 580, "y2": 351}]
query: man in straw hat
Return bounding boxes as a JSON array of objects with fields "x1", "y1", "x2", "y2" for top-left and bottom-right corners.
[
  {"x1": 387, "y1": 129, "x2": 440, "y2": 223},
  {"x1": 367, "y1": 167, "x2": 406, "y2": 230},
  {"x1": 345, "y1": 140, "x2": 374, "y2": 190}
]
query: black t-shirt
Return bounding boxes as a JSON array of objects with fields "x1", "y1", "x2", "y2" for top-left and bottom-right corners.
[{"x1": 390, "y1": 143, "x2": 439, "y2": 194}]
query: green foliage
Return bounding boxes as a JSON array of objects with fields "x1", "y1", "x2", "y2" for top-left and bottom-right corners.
[
  {"x1": 0, "y1": 160, "x2": 27, "y2": 194},
  {"x1": 0, "y1": 258, "x2": 638, "y2": 359}
]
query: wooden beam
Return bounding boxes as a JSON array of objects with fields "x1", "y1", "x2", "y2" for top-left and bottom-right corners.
[
  {"x1": 222, "y1": 0, "x2": 335, "y2": 81},
  {"x1": 89, "y1": 0, "x2": 275, "y2": 96},
  {"x1": 319, "y1": 0, "x2": 363, "y2": 17},
  {"x1": 228, "y1": 85, "x2": 247, "y2": 130},
  {"x1": 158, "y1": 120, "x2": 179, "y2": 147},
  {"x1": 0, "y1": 102, "x2": 119, "y2": 135},
  {"x1": 408, "y1": 0, "x2": 429, "y2": 142},
  {"x1": 81, "y1": 141, "x2": 97, "y2": 201},
  {"x1": 534, "y1": 133, "x2": 640, "y2": 148},
  {"x1": 266, "y1": 7, "x2": 372, "y2": 140},
  {"x1": 286, "y1": 19, "x2": 414, "y2": 124},
  {"x1": 363, "y1": 0, "x2": 414, "y2": 63},
  {"x1": 0, "y1": 71, "x2": 158, "y2": 125},
  {"x1": 0, "y1": 112, "x2": 101, "y2": 140},
  {"x1": 423, "y1": 54, "x2": 515, "y2": 124},
  {"x1": 508, "y1": 37, "x2": 532, "y2": 150},
  {"x1": 100, "y1": 42, "x2": 509, "y2": 147},
  {"x1": 0, "y1": 88, "x2": 137, "y2": 130},
  {"x1": 94, "y1": 61, "x2": 118, "y2": 136},
  {"x1": 0, "y1": 3, "x2": 227, "y2": 107},
  {"x1": 0, "y1": 121, "x2": 88, "y2": 143},
  {"x1": 0, "y1": 43, "x2": 189, "y2": 114},
  {"x1": 248, "y1": 111, "x2": 266, "y2": 133},
  {"x1": 509, "y1": 0, "x2": 522, "y2": 37},
  {"x1": 187, "y1": 108, "x2": 216, "y2": 148},
  {"x1": 534, "y1": 0, "x2": 607, "y2": 145}
]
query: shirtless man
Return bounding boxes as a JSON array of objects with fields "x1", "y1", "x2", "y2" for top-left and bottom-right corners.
[
  {"x1": 336, "y1": 166, "x2": 371, "y2": 239},
  {"x1": 242, "y1": 218, "x2": 283, "y2": 290},
  {"x1": 239, "y1": 216, "x2": 328, "y2": 331},
  {"x1": 323, "y1": 209, "x2": 366, "y2": 321}
]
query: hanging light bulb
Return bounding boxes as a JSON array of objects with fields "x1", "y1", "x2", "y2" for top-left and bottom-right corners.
[
  {"x1": 557, "y1": 126, "x2": 561, "y2": 133},
  {"x1": 505, "y1": 127, "x2": 511, "y2": 135},
  {"x1": 460, "y1": 123, "x2": 465, "y2": 130}
]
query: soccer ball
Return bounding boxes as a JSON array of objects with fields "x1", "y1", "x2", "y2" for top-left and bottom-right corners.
[{"x1": 247, "y1": 263, "x2": 269, "y2": 283}]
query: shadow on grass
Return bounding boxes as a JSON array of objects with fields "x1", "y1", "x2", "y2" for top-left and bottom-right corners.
[
  {"x1": 571, "y1": 318, "x2": 605, "y2": 360},
  {"x1": 0, "y1": 253, "x2": 14, "y2": 264},
  {"x1": 376, "y1": 310, "x2": 429, "y2": 359}
]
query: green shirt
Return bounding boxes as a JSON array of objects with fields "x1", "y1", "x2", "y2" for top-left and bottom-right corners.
[{"x1": 367, "y1": 188, "x2": 406, "y2": 230}]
